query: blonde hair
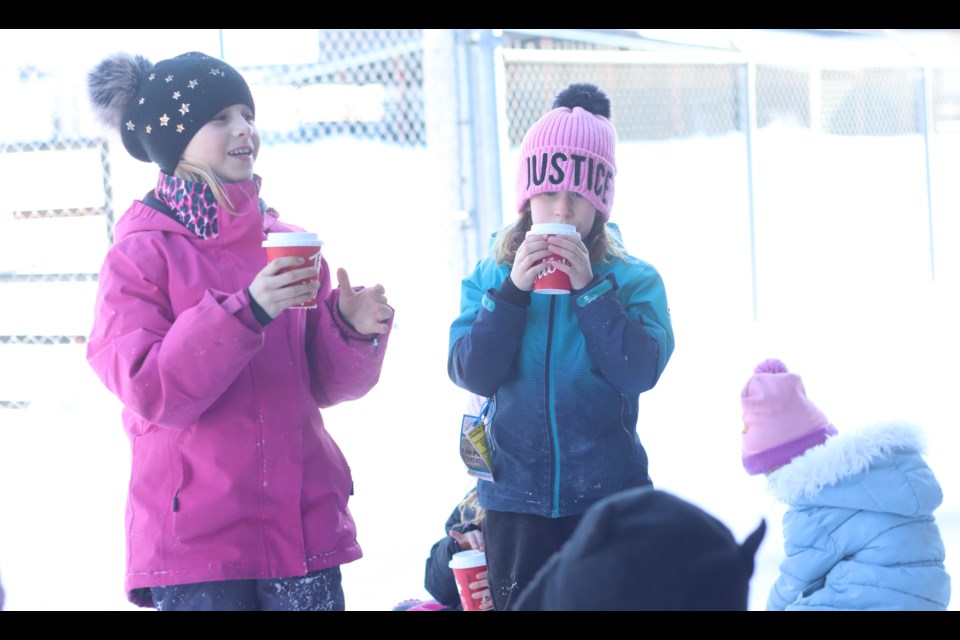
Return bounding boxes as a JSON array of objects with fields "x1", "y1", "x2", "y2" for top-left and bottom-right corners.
[
  {"x1": 459, "y1": 487, "x2": 485, "y2": 527},
  {"x1": 174, "y1": 159, "x2": 242, "y2": 215},
  {"x1": 491, "y1": 208, "x2": 626, "y2": 266}
]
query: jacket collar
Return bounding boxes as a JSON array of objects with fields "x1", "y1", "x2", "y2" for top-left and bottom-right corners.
[{"x1": 154, "y1": 172, "x2": 264, "y2": 240}]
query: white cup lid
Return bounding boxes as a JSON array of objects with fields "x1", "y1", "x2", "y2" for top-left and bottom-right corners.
[
  {"x1": 527, "y1": 223, "x2": 579, "y2": 237},
  {"x1": 263, "y1": 232, "x2": 323, "y2": 247},
  {"x1": 448, "y1": 549, "x2": 486, "y2": 569}
]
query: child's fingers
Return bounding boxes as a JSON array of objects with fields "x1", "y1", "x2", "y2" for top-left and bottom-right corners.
[
  {"x1": 337, "y1": 267, "x2": 353, "y2": 296},
  {"x1": 277, "y1": 265, "x2": 319, "y2": 286},
  {"x1": 263, "y1": 255, "x2": 305, "y2": 274}
]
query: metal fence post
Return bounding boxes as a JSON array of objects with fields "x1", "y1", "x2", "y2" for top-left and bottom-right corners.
[
  {"x1": 741, "y1": 61, "x2": 759, "y2": 321},
  {"x1": 921, "y1": 65, "x2": 937, "y2": 282},
  {"x1": 465, "y1": 29, "x2": 505, "y2": 264}
]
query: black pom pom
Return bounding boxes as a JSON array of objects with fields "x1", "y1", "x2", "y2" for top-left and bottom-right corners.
[
  {"x1": 87, "y1": 52, "x2": 153, "y2": 130},
  {"x1": 551, "y1": 83, "x2": 611, "y2": 119}
]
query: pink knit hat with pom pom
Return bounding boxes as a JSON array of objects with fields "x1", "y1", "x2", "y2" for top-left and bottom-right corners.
[
  {"x1": 741, "y1": 359, "x2": 837, "y2": 475},
  {"x1": 515, "y1": 83, "x2": 617, "y2": 220}
]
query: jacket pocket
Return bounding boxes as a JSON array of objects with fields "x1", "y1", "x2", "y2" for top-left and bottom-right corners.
[{"x1": 171, "y1": 447, "x2": 234, "y2": 547}]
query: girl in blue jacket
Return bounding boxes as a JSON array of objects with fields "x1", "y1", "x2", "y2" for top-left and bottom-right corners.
[
  {"x1": 448, "y1": 83, "x2": 675, "y2": 610},
  {"x1": 741, "y1": 359, "x2": 951, "y2": 610}
]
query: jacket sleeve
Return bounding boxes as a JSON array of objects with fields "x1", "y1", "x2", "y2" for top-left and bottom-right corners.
[
  {"x1": 448, "y1": 265, "x2": 527, "y2": 398},
  {"x1": 86, "y1": 237, "x2": 266, "y2": 430},
  {"x1": 424, "y1": 535, "x2": 463, "y2": 609},
  {"x1": 304, "y1": 256, "x2": 393, "y2": 408},
  {"x1": 571, "y1": 264, "x2": 674, "y2": 396},
  {"x1": 766, "y1": 515, "x2": 842, "y2": 610}
]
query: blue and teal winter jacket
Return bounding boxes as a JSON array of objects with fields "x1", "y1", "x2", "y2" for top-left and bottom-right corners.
[{"x1": 448, "y1": 223, "x2": 674, "y2": 518}]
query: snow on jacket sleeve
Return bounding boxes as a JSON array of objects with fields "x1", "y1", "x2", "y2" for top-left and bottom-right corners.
[
  {"x1": 448, "y1": 264, "x2": 528, "y2": 398},
  {"x1": 87, "y1": 236, "x2": 266, "y2": 430},
  {"x1": 304, "y1": 256, "x2": 393, "y2": 408}
]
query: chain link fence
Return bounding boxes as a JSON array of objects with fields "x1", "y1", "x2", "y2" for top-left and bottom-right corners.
[
  {"x1": 247, "y1": 29, "x2": 426, "y2": 146},
  {"x1": 499, "y1": 35, "x2": 960, "y2": 332},
  {"x1": 3, "y1": 29, "x2": 960, "y2": 409}
]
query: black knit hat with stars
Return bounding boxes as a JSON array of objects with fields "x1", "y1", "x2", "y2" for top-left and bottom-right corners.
[{"x1": 88, "y1": 51, "x2": 255, "y2": 175}]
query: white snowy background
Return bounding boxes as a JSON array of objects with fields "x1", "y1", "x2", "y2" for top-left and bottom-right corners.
[{"x1": 0, "y1": 29, "x2": 956, "y2": 611}]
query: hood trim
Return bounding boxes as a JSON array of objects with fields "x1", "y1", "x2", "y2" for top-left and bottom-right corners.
[{"x1": 766, "y1": 421, "x2": 927, "y2": 503}]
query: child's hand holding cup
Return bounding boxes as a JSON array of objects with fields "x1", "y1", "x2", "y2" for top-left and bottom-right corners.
[
  {"x1": 526, "y1": 223, "x2": 580, "y2": 294},
  {"x1": 449, "y1": 550, "x2": 493, "y2": 611},
  {"x1": 262, "y1": 232, "x2": 324, "y2": 309}
]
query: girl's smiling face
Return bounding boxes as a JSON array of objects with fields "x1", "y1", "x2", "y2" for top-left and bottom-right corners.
[{"x1": 181, "y1": 103, "x2": 260, "y2": 183}]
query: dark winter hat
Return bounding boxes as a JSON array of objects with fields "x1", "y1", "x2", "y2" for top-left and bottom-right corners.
[
  {"x1": 87, "y1": 51, "x2": 255, "y2": 175},
  {"x1": 516, "y1": 83, "x2": 618, "y2": 220},
  {"x1": 510, "y1": 487, "x2": 766, "y2": 611}
]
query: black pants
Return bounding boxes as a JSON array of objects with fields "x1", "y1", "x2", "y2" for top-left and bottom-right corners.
[
  {"x1": 483, "y1": 509, "x2": 583, "y2": 611},
  {"x1": 150, "y1": 566, "x2": 344, "y2": 611}
]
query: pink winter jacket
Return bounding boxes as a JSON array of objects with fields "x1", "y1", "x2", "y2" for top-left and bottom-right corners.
[{"x1": 86, "y1": 177, "x2": 391, "y2": 607}]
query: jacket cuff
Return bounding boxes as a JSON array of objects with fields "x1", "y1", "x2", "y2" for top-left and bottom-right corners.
[
  {"x1": 573, "y1": 273, "x2": 618, "y2": 307},
  {"x1": 224, "y1": 289, "x2": 266, "y2": 333},
  {"x1": 246, "y1": 288, "x2": 274, "y2": 326},
  {"x1": 327, "y1": 287, "x2": 391, "y2": 341},
  {"x1": 495, "y1": 275, "x2": 532, "y2": 308}
]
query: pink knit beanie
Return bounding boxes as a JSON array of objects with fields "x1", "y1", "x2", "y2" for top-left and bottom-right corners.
[
  {"x1": 741, "y1": 359, "x2": 837, "y2": 475},
  {"x1": 516, "y1": 83, "x2": 617, "y2": 220}
]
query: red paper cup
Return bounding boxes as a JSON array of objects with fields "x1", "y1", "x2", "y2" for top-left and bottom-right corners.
[
  {"x1": 262, "y1": 232, "x2": 324, "y2": 309},
  {"x1": 448, "y1": 550, "x2": 492, "y2": 611},
  {"x1": 526, "y1": 223, "x2": 580, "y2": 294}
]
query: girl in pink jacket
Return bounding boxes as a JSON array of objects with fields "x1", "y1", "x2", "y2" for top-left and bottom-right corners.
[{"x1": 85, "y1": 51, "x2": 394, "y2": 610}]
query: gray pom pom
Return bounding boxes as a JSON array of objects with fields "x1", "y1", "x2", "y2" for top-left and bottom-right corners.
[
  {"x1": 552, "y1": 83, "x2": 611, "y2": 119},
  {"x1": 87, "y1": 52, "x2": 153, "y2": 130}
]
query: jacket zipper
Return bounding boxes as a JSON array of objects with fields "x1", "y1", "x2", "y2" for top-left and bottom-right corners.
[{"x1": 545, "y1": 297, "x2": 561, "y2": 518}]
